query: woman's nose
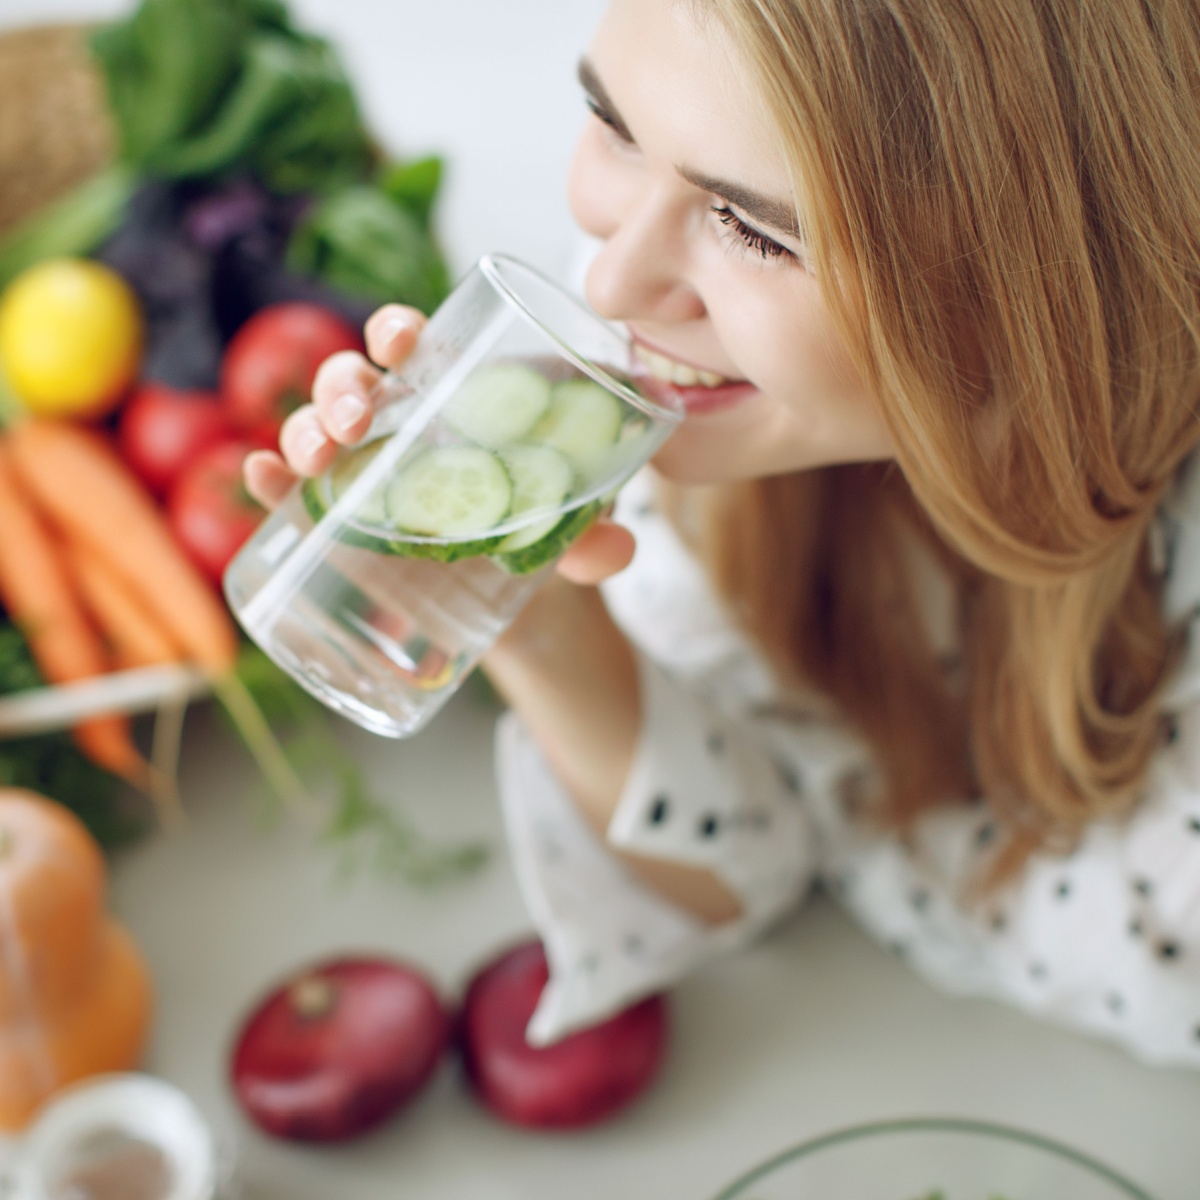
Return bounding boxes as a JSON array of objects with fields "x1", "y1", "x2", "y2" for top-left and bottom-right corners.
[{"x1": 581, "y1": 183, "x2": 706, "y2": 325}]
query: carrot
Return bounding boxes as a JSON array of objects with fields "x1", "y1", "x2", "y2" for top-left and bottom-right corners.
[
  {"x1": 69, "y1": 539, "x2": 183, "y2": 669},
  {"x1": 0, "y1": 437, "x2": 148, "y2": 786},
  {"x1": 8, "y1": 419, "x2": 238, "y2": 677}
]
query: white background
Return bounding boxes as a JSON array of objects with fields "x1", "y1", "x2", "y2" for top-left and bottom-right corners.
[{"x1": 2, "y1": 2, "x2": 1200, "y2": 1198}]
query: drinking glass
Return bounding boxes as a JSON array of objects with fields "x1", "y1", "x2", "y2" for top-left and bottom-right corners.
[
  {"x1": 709, "y1": 1117, "x2": 1156, "y2": 1200},
  {"x1": 223, "y1": 254, "x2": 681, "y2": 737}
]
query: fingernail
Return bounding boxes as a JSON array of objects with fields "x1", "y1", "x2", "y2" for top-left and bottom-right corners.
[
  {"x1": 380, "y1": 313, "x2": 418, "y2": 344},
  {"x1": 298, "y1": 427, "x2": 328, "y2": 462},
  {"x1": 331, "y1": 391, "x2": 367, "y2": 434}
]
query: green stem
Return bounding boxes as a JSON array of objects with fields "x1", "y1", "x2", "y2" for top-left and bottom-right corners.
[
  {"x1": 0, "y1": 165, "x2": 135, "y2": 292},
  {"x1": 211, "y1": 670, "x2": 321, "y2": 824}
]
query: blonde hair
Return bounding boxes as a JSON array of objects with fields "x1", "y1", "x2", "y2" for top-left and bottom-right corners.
[{"x1": 698, "y1": 0, "x2": 1200, "y2": 855}]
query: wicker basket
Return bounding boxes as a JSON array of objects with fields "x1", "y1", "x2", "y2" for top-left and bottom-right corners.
[
  {"x1": 0, "y1": 24, "x2": 115, "y2": 238},
  {"x1": 0, "y1": 23, "x2": 209, "y2": 742}
]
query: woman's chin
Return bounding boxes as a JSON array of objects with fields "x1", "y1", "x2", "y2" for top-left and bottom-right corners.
[{"x1": 649, "y1": 437, "x2": 748, "y2": 485}]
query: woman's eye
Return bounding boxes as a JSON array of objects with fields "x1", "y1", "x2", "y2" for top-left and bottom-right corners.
[
  {"x1": 584, "y1": 96, "x2": 633, "y2": 144},
  {"x1": 711, "y1": 205, "x2": 791, "y2": 262}
]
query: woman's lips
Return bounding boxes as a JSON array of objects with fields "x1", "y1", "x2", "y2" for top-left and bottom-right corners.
[
  {"x1": 635, "y1": 370, "x2": 759, "y2": 415},
  {"x1": 630, "y1": 339, "x2": 758, "y2": 416}
]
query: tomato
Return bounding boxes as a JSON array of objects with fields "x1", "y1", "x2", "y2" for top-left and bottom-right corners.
[
  {"x1": 0, "y1": 259, "x2": 143, "y2": 419},
  {"x1": 220, "y1": 303, "x2": 362, "y2": 442},
  {"x1": 117, "y1": 383, "x2": 233, "y2": 497},
  {"x1": 167, "y1": 440, "x2": 264, "y2": 585}
]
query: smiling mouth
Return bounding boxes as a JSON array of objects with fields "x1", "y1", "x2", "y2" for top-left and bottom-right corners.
[
  {"x1": 632, "y1": 342, "x2": 737, "y2": 389},
  {"x1": 629, "y1": 340, "x2": 757, "y2": 417}
]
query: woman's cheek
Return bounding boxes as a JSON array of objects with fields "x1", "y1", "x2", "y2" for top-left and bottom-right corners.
[
  {"x1": 710, "y1": 273, "x2": 820, "y2": 396},
  {"x1": 702, "y1": 284, "x2": 776, "y2": 390}
]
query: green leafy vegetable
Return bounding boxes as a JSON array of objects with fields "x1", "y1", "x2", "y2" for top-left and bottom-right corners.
[
  {"x1": 378, "y1": 156, "x2": 445, "y2": 230},
  {"x1": 1, "y1": 0, "x2": 451, "y2": 314},
  {"x1": 287, "y1": 184, "x2": 452, "y2": 314},
  {"x1": 90, "y1": 0, "x2": 254, "y2": 168},
  {"x1": 89, "y1": 0, "x2": 373, "y2": 194}
]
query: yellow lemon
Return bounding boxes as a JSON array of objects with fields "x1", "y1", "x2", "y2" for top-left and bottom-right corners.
[{"x1": 0, "y1": 259, "x2": 143, "y2": 419}]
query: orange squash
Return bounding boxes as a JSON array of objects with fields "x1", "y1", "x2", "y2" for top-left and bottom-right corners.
[
  {"x1": 0, "y1": 919, "x2": 152, "y2": 1131},
  {"x1": 0, "y1": 790, "x2": 153, "y2": 1132},
  {"x1": 0, "y1": 788, "x2": 106, "y2": 1022}
]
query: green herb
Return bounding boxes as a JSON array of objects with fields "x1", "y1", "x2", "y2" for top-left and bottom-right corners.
[
  {"x1": 222, "y1": 644, "x2": 489, "y2": 887},
  {"x1": 320, "y1": 758, "x2": 489, "y2": 888},
  {"x1": 89, "y1": 0, "x2": 373, "y2": 194},
  {"x1": 378, "y1": 156, "x2": 445, "y2": 230},
  {"x1": 287, "y1": 183, "x2": 452, "y2": 314},
  {"x1": 0, "y1": 624, "x2": 146, "y2": 852}
]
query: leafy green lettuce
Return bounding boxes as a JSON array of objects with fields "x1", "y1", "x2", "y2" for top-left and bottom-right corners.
[
  {"x1": 287, "y1": 173, "x2": 452, "y2": 314},
  {"x1": 90, "y1": 0, "x2": 373, "y2": 194}
]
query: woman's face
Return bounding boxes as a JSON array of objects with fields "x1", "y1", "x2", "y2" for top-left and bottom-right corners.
[{"x1": 568, "y1": 0, "x2": 894, "y2": 483}]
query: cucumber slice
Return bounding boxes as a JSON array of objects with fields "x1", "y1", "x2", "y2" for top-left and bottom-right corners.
[
  {"x1": 386, "y1": 532, "x2": 507, "y2": 562},
  {"x1": 444, "y1": 363, "x2": 552, "y2": 447},
  {"x1": 302, "y1": 445, "x2": 512, "y2": 562},
  {"x1": 492, "y1": 499, "x2": 605, "y2": 575},
  {"x1": 495, "y1": 443, "x2": 576, "y2": 552},
  {"x1": 529, "y1": 378, "x2": 622, "y2": 478},
  {"x1": 385, "y1": 445, "x2": 512, "y2": 538},
  {"x1": 328, "y1": 440, "x2": 390, "y2": 527},
  {"x1": 300, "y1": 476, "x2": 395, "y2": 553},
  {"x1": 301, "y1": 476, "x2": 328, "y2": 524}
]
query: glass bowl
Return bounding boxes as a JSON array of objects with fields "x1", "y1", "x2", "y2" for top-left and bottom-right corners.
[{"x1": 709, "y1": 1117, "x2": 1155, "y2": 1200}]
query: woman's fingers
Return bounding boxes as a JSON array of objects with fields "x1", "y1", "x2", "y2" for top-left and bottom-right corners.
[
  {"x1": 279, "y1": 406, "x2": 339, "y2": 477},
  {"x1": 305, "y1": 308, "x2": 426, "y2": 447},
  {"x1": 244, "y1": 450, "x2": 298, "y2": 511},
  {"x1": 364, "y1": 305, "x2": 426, "y2": 369},
  {"x1": 555, "y1": 520, "x2": 636, "y2": 585},
  {"x1": 311, "y1": 350, "x2": 383, "y2": 445}
]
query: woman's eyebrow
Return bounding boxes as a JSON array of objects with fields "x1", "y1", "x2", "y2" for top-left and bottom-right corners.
[
  {"x1": 678, "y1": 166, "x2": 803, "y2": 240},
  {"x1": 577, "y1": 58, "x2": 634, "y2": 142},
  {"x1": 577, "y1": 57, "x2": 802, "y2": 242}
]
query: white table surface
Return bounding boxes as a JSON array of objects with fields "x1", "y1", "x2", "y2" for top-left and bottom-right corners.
[
  {"x1": 2, "y1": 1, "x2": 1200, "y2": 1196},
  {"x1": 107, "y1": 698, "x2": 1200, "y2": 1200}
]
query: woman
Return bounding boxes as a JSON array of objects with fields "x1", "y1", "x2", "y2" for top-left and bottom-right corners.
[{"x1": 247, "y1": 0, "x2": 1200, "y2": 1064}]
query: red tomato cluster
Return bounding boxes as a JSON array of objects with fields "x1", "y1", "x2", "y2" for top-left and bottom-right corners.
[{"x1": 116, "y1": 303, "x2": 362, "y2": 584}]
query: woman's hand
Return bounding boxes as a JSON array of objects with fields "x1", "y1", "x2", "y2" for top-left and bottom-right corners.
[
  {"x1": 243, "y1": 303, "x2": 737, "y2": 923},
  {"x1": 242, "y1": 303, "x2": 636, "y2": 586}
]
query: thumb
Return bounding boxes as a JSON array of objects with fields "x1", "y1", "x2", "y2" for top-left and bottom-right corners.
[{"x1": 555, "y1": 519, "x2": 636, "y2": 585}]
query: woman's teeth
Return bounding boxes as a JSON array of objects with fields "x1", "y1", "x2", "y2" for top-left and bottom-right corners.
[{"x1": 634, "y1": 345, "x2": 727, "y2": 388}]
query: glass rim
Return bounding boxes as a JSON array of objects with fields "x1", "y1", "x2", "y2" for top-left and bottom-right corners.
[
  {"x1": 708, "y1": 1116, "x2": 1157, "y2": 1200},
  {"x1": 478, "y1": 253, "x2": 683, "y2": 426}
]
